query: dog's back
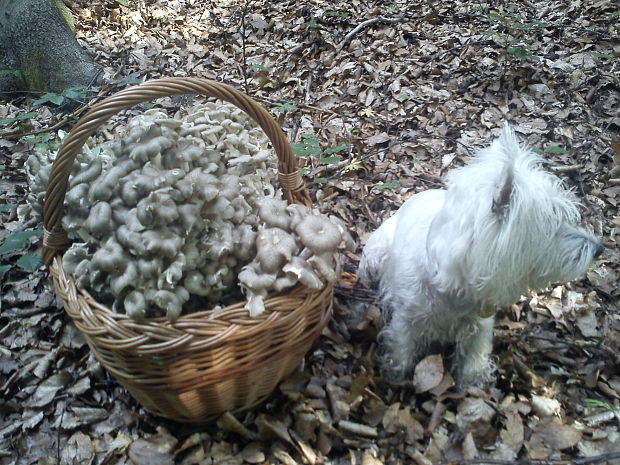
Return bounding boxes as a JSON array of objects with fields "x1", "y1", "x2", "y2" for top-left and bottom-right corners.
[{"x1": 358, "y1": 189, "x2": 446, "y2": 291}]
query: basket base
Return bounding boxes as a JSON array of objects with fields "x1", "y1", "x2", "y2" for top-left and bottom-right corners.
[{"x1": 122, "y1": 347, "x2": 309, "y2": 423}]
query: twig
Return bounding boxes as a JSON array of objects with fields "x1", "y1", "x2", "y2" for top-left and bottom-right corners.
[
  {"x1": 240, "y1": 0, "x2": 251, "y2": 93},
  {"x1": 520, "y1": 333, "x2": 620, "y2": 364},
  {"x1": 423, "y1": 39, "x2": 495, "y2": 68},
  {"x1": 57, "y1": 402, "x2": 66, "y2": 464},
  {"x1": 337, "y1": 16, "x2": 408, "y2": 52},
  {"x1": 437, "y1": 451, "x2": 620, "y2": 465},
  {"x1": 550, "y1": 164, "x2": 583, "y2": 173},
  {"x1": 2, "y1": 114, "x2": 75, "y2": 140}
]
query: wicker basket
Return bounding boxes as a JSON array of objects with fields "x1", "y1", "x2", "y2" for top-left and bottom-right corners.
[{"x1": 41, "y1": 77, "x2": 334, "y2": 423}]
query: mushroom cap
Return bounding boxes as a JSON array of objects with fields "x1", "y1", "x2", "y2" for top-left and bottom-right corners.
[
  {"x1": 124, "y1": 290, "x2": 146, "y2": 320},
  {"x1": 256, "y1": 227, "x2": 299, "y2": 273},
  {"x1": 258, "y1": 198, "x2": 290, "y2": 230},
  {"x1": 295, "y1": 215, "x2": 342, "y2": 254}
]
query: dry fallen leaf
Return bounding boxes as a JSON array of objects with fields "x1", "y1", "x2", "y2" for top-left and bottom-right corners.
[
  {"x1": 413, "y1": 354, "x2": 444, "y2": 393},
  {"x1": 529, "y1": 417, "x2": 582, "y2": 457},
  {"x1": 1, "y1": 1, "x2": 617, "y2": 464},
  {"x1": 531, "y1": 395, "x2": 561, "y2": 417},
  {"x1": 128, "y1": 439, "x2": 174, "y2": 465}
]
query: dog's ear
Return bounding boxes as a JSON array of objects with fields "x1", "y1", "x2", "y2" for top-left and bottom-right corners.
[{"x1": 492, "y1": 167, "x2": 513, "y2": 216}]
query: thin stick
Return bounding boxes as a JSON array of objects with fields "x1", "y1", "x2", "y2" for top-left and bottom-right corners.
[
  {"x1": 437, "y1": 451, "x2": 620, "y2": 465},
  {"x1": 337, "y1": 16, "x2": 408, "y2": 52},
  {"x1": 240, "y1": 0, "x2": 251, "y2": 93}
]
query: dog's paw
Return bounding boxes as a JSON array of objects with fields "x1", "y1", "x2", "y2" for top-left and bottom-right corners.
[
  {"x1": 377, "y1": 353, "x2": 413, "y2": 384},
  {"x1": 380, "y1": 364, "x2": 411, "y2": 384},
  {"x1": 455, "y1": 356, "x2": 496, "y2": 390}
]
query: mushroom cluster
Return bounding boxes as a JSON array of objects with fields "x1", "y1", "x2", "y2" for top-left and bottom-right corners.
[
  {"x1": 25, "y1": 102, "x2": 354, "y2": 320},
  {"x1": 240, "y1": 198, "x2": 355, "y2": 317}
]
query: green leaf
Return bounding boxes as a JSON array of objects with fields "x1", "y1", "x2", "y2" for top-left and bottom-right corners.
[
  {"x1": 0, "y1": 229, "x2": 43, "y2": 256},
  {"x1": 17, "y1": 253, "x2": 42, "y2": 272},
  {"x1": 0, "y1": 264, "x2": 11, "y2": 275},
  {"x1": 49, "y1": 93, "x2": 65, "y2": 105},
  {"x1": 313, "y1": 177, "x2": 327, "y2": 184},
  {"x1": 0, "y1": 111, "x2": 37, "y2": 126},
  {"x1": 506, "y1": 46, "x2": 538, "y2": 61},
  {"x1": 0, "y1": 164, "x2": 5, "y2": 171},
  {"x1": 319, "y1": 156, "x2": 342, "y2": 165},
  {"x1": 272, "y1": 102, "x2": 298, "y2": 114},
  {"x1": 292, "y1": 134, "x2": 321, "y2": 158},
  {"x1": 325, "y1": 10, "x2": 350, "y2": 18},
  {"x1": 305, "y1": 21, "x2": 320, "y2": 28},
  {"x1": 63, "y1": 86, "x2": 89, "y2": 100},
  {"x1": 586, "y1": 51, "x2": 613, "y2": 59},
  {"x1": 116, "y1": 0, "x2": 130, "y2": 5},
  {"x1": 254, "y1": 64, "x2": 273, "y2": 72},
  {"x1": 395, "y1": 92, "x2": 413, "y2": 102},
  {"x1": 324, "y1": 142, "x2": 349, "y2": 155},
  {"x1": 34, "y1": 92, "x2": 65, "y2": 106},
  {"x1": 373, "y1": 180, "x2": 401, "y2": 192},
  {"x1": 17, "y1": 111, "x2": 38, "y2": 120},
  {"x1": 544, "y1": 146, "x2": 568, "y2": 154},
  {"x1": 583, "y1": 398, "x2": 619, "y2": 413},
  {"x1": 32, "y1": 95, "x2": 49, "y2": 106},
  {"x1": 0, "y1": 204, "x2": 14, "y2": 213}
]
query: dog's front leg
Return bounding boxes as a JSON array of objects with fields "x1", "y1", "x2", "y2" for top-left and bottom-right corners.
[{"x1": 453, "y1": 316, "x2": 495, "y2": 389}]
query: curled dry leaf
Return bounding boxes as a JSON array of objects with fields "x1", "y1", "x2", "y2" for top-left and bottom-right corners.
[
  {"x1": 531, "y1": 395, "x2": 562, "y2": 417},
  {"x1": 413, "y1": 354, "x2": 444, "y2": 393}
]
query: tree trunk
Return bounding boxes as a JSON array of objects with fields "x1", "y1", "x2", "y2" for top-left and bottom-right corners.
[{"x1": 0, "y1": 0, "x2": 101, "y2": 94}]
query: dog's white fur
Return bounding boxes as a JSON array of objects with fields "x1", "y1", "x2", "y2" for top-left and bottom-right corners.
[{"x1": 358, "y1": 124, "x2": 602, "y2": 388}]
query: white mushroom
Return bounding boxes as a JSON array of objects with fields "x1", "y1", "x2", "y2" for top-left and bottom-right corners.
[
  {"x1": 238, "y1": 263, "x2": 277, "y2": 317},
  {"x1": 255, "y1": 227, "x2": 299, "y2": 274},
  {"x1": 283, "y1": 257, "x2": 324, "y2": 289},
  {"x1": 295, "y1": 215, "x2": 342, "y2": 254},
  {"x1": 258, "y1": 198, "x2": 290, "y2": 230}
]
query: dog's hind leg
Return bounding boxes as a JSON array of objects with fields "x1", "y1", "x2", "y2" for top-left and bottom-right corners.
[{"x1": 377, "y1": 308, "x2": 429, "y2": 382}]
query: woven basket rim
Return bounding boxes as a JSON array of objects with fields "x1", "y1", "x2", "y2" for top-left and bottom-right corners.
[{"x1": 50, "y1": 255, "x2": 333, "y2": 351}]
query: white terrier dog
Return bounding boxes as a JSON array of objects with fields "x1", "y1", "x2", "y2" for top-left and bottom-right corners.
[{"x1": 358, "y1": 124, "x2": 602, "y2": 388}]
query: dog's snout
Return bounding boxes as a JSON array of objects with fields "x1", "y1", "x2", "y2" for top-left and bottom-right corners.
[{"x1": 594, "y1": 243, "x2": 604, "y2": 258}]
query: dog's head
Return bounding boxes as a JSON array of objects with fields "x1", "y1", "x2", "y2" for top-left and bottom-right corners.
[{"x1": 427, "y1": 123, "x2": 602, "y2": 306}]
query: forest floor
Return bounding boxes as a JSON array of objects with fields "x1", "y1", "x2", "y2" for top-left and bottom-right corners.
[{"x1": 1, "y1": 1, "x2": 619, "y2": 464}]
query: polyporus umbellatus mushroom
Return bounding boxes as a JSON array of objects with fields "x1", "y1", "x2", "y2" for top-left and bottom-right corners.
[
  {"x1": 237, "y1": 197, "x2": 354, "y2": 316},
  {"x1": 26, "y1": 103, "x2": 356, "y2": 320},
  {"x1": 26, "y1": 103, "x2": 283, "y2": 320}
]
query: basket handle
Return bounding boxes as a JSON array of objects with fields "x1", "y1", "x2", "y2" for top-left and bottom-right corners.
[{"x1": 42, "y1": 77, "x2": 311, "y2": 265}]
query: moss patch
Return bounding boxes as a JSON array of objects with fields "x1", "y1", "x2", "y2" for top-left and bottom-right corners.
[
  {"x1": 21, "y1": 48, "x2": 47, "y2": 92},
  {"x1": 51, "y1": 0, "x2": 76, "y2": 32}
]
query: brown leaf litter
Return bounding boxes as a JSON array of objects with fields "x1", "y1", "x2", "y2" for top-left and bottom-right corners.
[{"x1": 1, "y1": 0, "x2": 619, "y2": 464}]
